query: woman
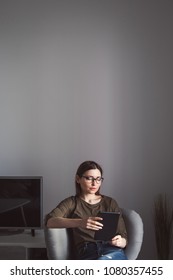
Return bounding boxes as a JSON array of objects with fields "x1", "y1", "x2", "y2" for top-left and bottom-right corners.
[{"x1": 46, "y1": 160, "x2": 128, "y2": 260}]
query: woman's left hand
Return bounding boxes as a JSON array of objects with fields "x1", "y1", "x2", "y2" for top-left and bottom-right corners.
[{"x1": 109, "y1": 235, "x2": 127, "y2": 248}]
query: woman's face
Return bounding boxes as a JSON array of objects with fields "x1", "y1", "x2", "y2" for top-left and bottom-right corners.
[{"x1": 76, "y1": 168, "x2": 102, "y2": 195}]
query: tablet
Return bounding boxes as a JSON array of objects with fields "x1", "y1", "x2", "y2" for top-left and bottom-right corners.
[{"x1": 94, "y1": 212, "x2": 120, "y2": 241}]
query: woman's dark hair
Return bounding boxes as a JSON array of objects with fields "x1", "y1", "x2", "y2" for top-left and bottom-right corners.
[{"x1": 75, "y1": 160, "x2": 103, "y2": 196}]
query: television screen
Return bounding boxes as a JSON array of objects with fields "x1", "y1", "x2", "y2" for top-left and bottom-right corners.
[{"x1": 0, "y1": 177, "x2": 43, "y2": 229}]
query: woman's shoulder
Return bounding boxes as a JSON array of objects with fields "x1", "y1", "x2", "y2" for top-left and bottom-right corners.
[
  {"x1": 55, "y1": 196, "x2": 77, "y2": 213},
  {"x1": 59, "y1": 195, "x2": 76, "y2": 206},
  {"x1": 102, "y1": 195, "x2": 115, "y2": 202},
  {"x1": 101, "y1": 195, "x2": 119, "y2": 207}
]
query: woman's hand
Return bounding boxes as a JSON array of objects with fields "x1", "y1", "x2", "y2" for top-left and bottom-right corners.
[
  {"x1": 109, "y1": 235, "x2": 127, "y2": 248},
  {"x1": 80, "y1": 217, "x2": 103, "y2": 230}
]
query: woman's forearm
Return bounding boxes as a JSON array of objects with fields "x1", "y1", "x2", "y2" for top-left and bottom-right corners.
[{"x1": 46, "y1": 217, "x2": 82, "y2": 228}]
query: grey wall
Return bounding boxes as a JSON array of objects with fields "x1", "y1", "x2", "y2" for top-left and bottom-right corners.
[{"x1": 0, "y1": 0, "x2": 173, "y2": 259}]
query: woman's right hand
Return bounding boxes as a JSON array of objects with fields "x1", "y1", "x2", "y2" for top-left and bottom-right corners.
[{"x1": 80, "y1": 217, "x2": 103, "y2": 230}]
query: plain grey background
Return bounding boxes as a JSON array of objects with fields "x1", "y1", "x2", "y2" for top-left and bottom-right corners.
[{"x1": 0, "y1": 0, "x2": 173, "y2": 259}]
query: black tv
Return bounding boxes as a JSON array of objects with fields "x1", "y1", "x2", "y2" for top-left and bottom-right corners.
[{"x1": 0, "y1": 176, "x2": 43, "y2": 235}]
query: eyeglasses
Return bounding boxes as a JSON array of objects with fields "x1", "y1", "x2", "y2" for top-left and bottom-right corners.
[{"x1": 82, "y1": 176, "x2": 104, "y2": 184}]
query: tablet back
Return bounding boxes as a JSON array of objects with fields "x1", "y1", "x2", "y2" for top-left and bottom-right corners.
[{"x1": 94, "y1": 212, "x2": 120, "y2": 241}]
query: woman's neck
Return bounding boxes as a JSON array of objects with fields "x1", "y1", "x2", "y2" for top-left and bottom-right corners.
[{"x1": 80, "y1": 194, "x2": 102, "y2": 204}]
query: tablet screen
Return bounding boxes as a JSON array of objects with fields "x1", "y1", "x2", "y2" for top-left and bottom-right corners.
[{"x1": 94, "y1": 212, "x2": 120, "y2": 241}]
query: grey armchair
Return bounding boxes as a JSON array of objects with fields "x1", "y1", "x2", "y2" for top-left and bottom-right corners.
[{"x1": 44, "y1": 208, "x2": 144, "y2": 260}]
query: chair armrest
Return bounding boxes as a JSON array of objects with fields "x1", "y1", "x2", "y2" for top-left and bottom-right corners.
[
  {"x1": 44, "y1": 228, "x2": 69, "y2": 259},
  {"x1": 121, "y1": 208, "x2": 144, "y2": 260}
]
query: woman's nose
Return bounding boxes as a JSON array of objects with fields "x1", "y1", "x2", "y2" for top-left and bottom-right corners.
[{"x1": 91, "y1": 179, "x2": 96, "y2": 185}]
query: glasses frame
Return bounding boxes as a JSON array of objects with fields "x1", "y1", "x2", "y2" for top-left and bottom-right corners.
[{"x1": 81, "y1": 175, "x2": 104, "y2": 184}]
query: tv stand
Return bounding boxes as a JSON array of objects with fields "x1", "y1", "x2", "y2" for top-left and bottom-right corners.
[
  {"x1": 0, "y1": 229, "x2": 46, "y2": 259},
  {"x1": 0, "y1": 229, "x2": 36, "y2": 237},
  {"x1": 31, "y1": 229, "x2": 35, "y2": 237},
  {"x1": 0, "y1": 228, "x2": 24, "y2": 236}
]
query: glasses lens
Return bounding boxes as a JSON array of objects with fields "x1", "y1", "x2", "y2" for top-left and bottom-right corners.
[
  {"x1": 96, "y1": 177, "x2": 102, "y2": 182},
  {"x1": 82, "y1": 176, "x2": 103, "y2": 183},
  {"x1": 84, "y1": 176, "x2": 92, "y2": 181}
]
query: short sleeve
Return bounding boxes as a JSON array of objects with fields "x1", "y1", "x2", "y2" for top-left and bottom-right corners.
[{"x1": 45, "y1": 196, "x2": 76, "y2": 225}]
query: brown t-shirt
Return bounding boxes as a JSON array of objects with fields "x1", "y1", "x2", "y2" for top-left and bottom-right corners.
[{"x1": 46, "y1": 195, "x2": 127, "y2": 248}]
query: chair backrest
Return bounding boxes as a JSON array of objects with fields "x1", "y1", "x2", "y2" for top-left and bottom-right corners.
[
  {"x1": 44, "y1": 208, "x2": 144, "y2": 260},
  {"x1": 121, "y1": 208, "x2": 144, "y2": 259}
]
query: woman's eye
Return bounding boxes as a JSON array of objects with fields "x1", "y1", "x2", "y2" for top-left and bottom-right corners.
[
  {"x1": 97, "y1": 177, "x2": 102, "y2": 181},
  {"x1": 86, "y1": 177, "x2": 92, "y2": 180}
]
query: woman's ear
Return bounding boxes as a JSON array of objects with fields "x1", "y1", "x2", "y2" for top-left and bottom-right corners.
[{"x1": 76, "y1": 175, "x2": 80, "y2": 184}]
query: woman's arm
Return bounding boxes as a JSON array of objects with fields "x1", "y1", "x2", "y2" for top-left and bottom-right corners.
[
  {"x1": 47, "y1": 217, "x2": 82, "y2": 228},
  {"x1": 47, "y1": 216, "x2": 103, "y2": 230}
]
